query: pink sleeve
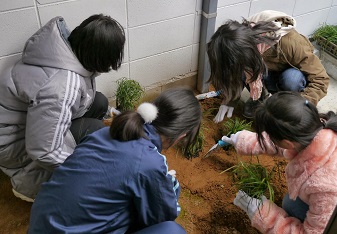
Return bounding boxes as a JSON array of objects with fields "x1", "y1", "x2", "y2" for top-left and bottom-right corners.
[
  {"x1": 245, "y1": 71, "x2": 263, "y2": 101},
  {"x1": 251, "y1": 200, "x2": 305, "y2": 234},
  {"x1": 251, "y1": 194, "x2": 331, "y2": 234},
  {"x1": 235, "y1": 130, "x2": 279, "y2": 156}
]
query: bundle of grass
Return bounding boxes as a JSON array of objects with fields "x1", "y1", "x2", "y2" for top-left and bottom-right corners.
[
  {"x1": 222, "y1": 117, "x2": 252, "y2": 136},
  {"x1": 116, "y1": 77, "x2": 144, "y2": 111},
  {"x1": 222, "y1": 158, "x2": 275, "y2": 203},
  {"x1": 182, "y1": 125, "x2": 205, "y2": 159}
]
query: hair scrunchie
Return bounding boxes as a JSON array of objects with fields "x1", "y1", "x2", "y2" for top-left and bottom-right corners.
[{"x1": 137, "y1": 102, "x2": 158, "y2": 123}]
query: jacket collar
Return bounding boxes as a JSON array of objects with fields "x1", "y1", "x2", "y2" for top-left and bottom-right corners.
[{"x1": 144, "y1": 124, "x2": 162, "y2": 152}]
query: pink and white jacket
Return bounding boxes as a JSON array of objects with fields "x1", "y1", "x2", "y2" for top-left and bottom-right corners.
[{"x1": 234, "y1": 129, "x2": 337, "y2": 234}]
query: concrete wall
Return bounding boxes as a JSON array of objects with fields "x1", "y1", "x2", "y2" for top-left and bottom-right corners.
[
  {"x1": 0, "y1": 0, "x2": 336, "y2": 101},
  {"x1": 216, "y1": 0, "x2": 337, "y2": 35}
]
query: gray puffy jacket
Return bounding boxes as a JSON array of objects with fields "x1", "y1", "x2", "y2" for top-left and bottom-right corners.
[{"x1": 0, "y1": 16, "x2": 96, "y2": 199}]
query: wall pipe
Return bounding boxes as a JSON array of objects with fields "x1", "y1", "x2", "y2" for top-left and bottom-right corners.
[{"x1": 197, "y1": 0, "x2": 218, "y2": 93}]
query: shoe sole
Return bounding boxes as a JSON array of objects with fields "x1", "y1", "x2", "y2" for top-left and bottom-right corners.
[{"x1": 12, "y1": 189, "x2": 34, "y2": 202}]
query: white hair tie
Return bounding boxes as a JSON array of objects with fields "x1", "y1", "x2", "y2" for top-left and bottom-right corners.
[{"x1": 137, "y1": 102, "x2": 158, "y2": 123}]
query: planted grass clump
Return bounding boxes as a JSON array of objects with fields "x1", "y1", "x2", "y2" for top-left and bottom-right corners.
[
  {"x1": 222, "y1": 158, "x2": 275, "y2": 202},
  {"x1": 116, "y1": 77, "x2": 144, "y2": 111},
  {"x1": 182, "y1": 125, "x2": 205, "y2": 159},
  {"x1": 222, "y1": 117, "x2": 252, "y2": 137},
  {"x1": 203, "y1": 107, "x2": 220, "y2": 119}
]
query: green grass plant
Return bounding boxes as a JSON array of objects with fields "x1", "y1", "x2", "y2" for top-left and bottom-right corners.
[
  {"x1": 313, "y1": 24, "x2": 337, "y2": 45},
  {"x1": 221, "y1": 158, "x2": 275, "y2": 202},
  {"x1": 202, "y1": 107, "x2": 219, "y2": 119},
  {"x1": 116, "y1": 78, "x2": 144, "y2": 111},
  {"x1": 222, "y1": 117, "x2": 252, "y2": 137},
  {"x1": 183, "y1": 125, "x2": 205, "y2": 159}
]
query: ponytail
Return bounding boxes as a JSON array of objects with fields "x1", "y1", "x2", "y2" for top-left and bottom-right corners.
[
  {"x1": 110, "y1": 103, "x2": 158, "y2": 141},
  {"x1": 109, "y1": 88, "x2": 202, "y2": 152},
  {"x1": 320, "y1": 111, "x2": 337, "y2": 132}
]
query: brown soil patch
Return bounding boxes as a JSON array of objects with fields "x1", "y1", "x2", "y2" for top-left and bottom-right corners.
[
  {"x1": 0, "y1": 172, "x2": 31, "y2": 234},
  {"x1": 0, "y1": 96, "x2": 288, "y2": 233},
  {"x1": 165, "y1": 97, "x2": 288, "y2": 233}
]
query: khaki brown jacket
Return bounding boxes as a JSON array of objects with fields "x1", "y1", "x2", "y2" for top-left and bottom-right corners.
[
  {"x1": 263, "y1": 30, "x2": 329, "y2": 105},
  {"x1": 250, "y1": 10, "x2": 330, "y2": 106}
]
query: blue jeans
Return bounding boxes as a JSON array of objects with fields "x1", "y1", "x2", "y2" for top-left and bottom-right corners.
[
  {"x1": 133, "y1": 221, "x2": 186, "y2": 234},
  {"x1": 282, "y1": 193, "x2": 309, "y2": 222},
  {"x1": 264, "y1": 68, "x2": 307, "y2": 93}
]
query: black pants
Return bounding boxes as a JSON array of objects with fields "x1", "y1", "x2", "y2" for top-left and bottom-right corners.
[{"x1": 70, "y1": 92, "x2": 108, "y2": 144}]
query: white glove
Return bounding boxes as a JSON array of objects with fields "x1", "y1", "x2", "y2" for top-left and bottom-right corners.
[
  {"x1": 213, "y1": 105, "x2": 234, "y2": 123},
  {"x1": 168, "y1": 170, "x2": 176, "y2": 177},
  {"x1": 110, "y1": 106, "x2": 121, "y2": 116},
  {"x1": 221, "y1": 131, "x2": 242, "y2": 146},
  {"x1": 233, "y1": 190, "x2": 267, "y2": 220}
]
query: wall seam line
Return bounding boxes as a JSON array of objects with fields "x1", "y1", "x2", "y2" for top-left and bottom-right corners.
[{"x1": 33, "y1": 0, "x2": 42, "y2": 28}]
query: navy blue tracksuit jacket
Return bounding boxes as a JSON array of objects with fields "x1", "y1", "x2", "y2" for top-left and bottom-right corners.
[{"x1": 28, "y1": 125, "x2": 181, "y2": 233}]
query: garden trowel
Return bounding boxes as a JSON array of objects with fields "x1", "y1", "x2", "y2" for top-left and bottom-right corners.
[{"x1": 203, "y1": 140, "x2": 230, "y2": 158}]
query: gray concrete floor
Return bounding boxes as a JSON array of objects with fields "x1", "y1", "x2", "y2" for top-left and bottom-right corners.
[{"x1": 317, "y1": 77, "x2": 337, "y2": 113}]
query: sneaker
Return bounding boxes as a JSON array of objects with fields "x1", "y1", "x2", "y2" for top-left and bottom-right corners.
[
  {"x1": 12, "y1": 188, "x2": 34, "y2": 202},
  {"x1": 243, "y1": 87, "x2": 272, "y2": 119},
  {"x1": 243, "y1": 98, "x2": 262, "y2": 119}
]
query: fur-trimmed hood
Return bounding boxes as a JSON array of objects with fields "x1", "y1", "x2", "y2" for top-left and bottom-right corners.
[{"x1": 249, "y1": 10, "x2": 296, "y2": 39}]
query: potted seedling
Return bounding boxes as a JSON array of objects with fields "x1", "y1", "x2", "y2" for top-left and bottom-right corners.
[
  {"x1": 313, "y1": 24, "x2": 337, "y2": 58},
  {"x1": 116, "y1": 77, "x2": 144, "y2": 111},
  {"x1": 312, "y1": 24, "x2": 337, "y2": 79}
]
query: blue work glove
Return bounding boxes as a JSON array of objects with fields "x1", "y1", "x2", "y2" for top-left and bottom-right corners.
[
  {"x1": 213, "y1": 105, "x2": 234, "y2": 123},
  {"x1": 233, "y1": 190, "x2": 267, "y2": 220},
  {"x1": 221, "y1": 131, "x2": 242, "y2": 146}
]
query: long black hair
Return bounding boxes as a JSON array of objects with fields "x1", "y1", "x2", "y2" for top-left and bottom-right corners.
[
  {"x1": 110, "y1": 88, "x2": 202, "y2": 154},
  {"x1": 254, "y1": 91, "x2": 337, "y2": 150},
  {"x1": 207, "y1": 19, "x2": 279, "y2": 102},
  {"x1": 68, "y1": 14, "x2": 125, "y2": 73}
]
